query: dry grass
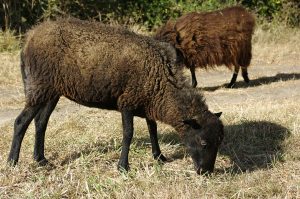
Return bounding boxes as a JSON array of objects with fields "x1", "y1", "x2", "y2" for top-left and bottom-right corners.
[
  {"x1": 0, "y1": 31, "x2": 20, "y2": 53},
  {"x1": 252, "y1": 24, "x2": 300, "y2": 66},
  {"x1": 0, "y1": 52, "x2": 24, "y2": 110},
  {"x1": 0, "y1": 25, "x2": 300, "y2": 198}
]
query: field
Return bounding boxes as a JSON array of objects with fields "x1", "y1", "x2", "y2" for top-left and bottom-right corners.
[{"x1": 0, "y1": 26, "x2": 299, "y2": 198}]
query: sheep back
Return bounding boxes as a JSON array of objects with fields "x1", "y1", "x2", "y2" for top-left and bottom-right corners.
[{"x1": 22, "y1": 18, "x2": 180, "y2": 113}]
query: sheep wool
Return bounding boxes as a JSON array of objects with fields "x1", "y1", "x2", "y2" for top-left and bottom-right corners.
[
  {"x1": 155, "y1": 6, "x2": 255, "y2": 88},
  {"x1": 8, "y1": 18, "x2": 224, "y2": 174}
]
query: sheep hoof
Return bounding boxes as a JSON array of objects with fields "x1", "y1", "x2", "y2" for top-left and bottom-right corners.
[
  {"x1": 37, "y1": 158, "x2": 49, "y2": 166},
  {"x1": 7, "y1": 159, "x2": 18, "y2": 166},
  {"x1": 242, "y1": 73, "x2": 250, "y2": 83},
  {"x1": 192, "y1": 81, "x2": 197, "y2": 88},
  {"x1": 244, "y1": 78, "x2": 250, "y2": 83},
  {"x1": 226, "y1": 83, "x2": 235, "y2": 88},
  {"x1": 154, "y1": 154, "x2": 168, "y2": 163},
  {"x1": 117, "y1": 162, "x2": 130, "y2": 172}
]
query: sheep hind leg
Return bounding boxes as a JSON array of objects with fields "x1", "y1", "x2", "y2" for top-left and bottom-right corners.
[
  {"x1": 146, "y1": 118, "x2": 167, "y2": 162},
  {"x1": 226, "y1": 65, "x2": 240, "y2": 88},
  {"x1": 33, "y1": 97, "x2": 60, "y2": 166},
  {"x1": 118, "y1": 110, "x2": 134, "y2": 172},
  {"x1": 7, "y1": 104, "x2": 43, "y2": 165},
  {"x1": 241, "y1": 67, "x2": 250, "y2": 83},
  {"x1": 190, "y1": 66, "x2": 198, "y2": 88}
]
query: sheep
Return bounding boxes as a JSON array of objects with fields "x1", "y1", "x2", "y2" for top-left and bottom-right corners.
[
  {"x1": 155, "y1": 6, "x2": 255, "y2": 88},
  {"x1": 7, "y1": 18, "x2": 224, "y2": 174}
]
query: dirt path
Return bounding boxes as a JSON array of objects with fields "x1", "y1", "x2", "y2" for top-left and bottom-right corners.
[
  {"x1": 198, "y1": 64, "x2": 300, "y2": 108},
  {"x1": 0, "y1": 64, "x2": 299, "y2": 126}
]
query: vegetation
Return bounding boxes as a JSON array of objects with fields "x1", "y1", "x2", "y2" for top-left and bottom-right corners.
[
  {"x1": 0, "y1": 0, "x2": 299, "y2": 52},
  {"x1": 0, "y1": 30, "x2": 20, "y2": 53},
  {"x1": 1, "y1": 0, "x2": 299, "y2": 33}
]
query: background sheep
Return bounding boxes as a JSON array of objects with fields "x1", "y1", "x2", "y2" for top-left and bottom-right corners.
[
  {"x1": 7, "y1": 18, "x2": 224, "y2": 174},
  {"x1": 155, "y1": 6, "x2": 255, "y2": 88}
]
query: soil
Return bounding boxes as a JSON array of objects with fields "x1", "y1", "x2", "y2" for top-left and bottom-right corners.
[{"x1": 0, "y1": 63, "x2": 299, "y2": 126}]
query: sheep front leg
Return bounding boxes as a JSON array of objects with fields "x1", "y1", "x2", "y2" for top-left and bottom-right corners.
[
  {"x1": 227, "y1": 65, "x2": 240, "y2": 88},
  {"x1": 146, "y1": 118, "x2": 167, "y2": 162},
  {"x1": 118, "y1": 110, "x2": 134, "y2": 172}
]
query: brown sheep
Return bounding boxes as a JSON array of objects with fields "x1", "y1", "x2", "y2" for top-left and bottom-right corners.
[
  {"x1": 155, "y1": 6, "x2": 255, "y2": 88},
  {"x1": 7, "y1": 18, "x2": 224, "y2": 174}
]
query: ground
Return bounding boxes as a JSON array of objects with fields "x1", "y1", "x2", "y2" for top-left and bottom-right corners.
[{"x1": 0, "y1": 27, "x2": 299, "y2": 198}]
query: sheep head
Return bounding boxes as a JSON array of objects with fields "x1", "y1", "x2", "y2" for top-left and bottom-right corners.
[{"x1": 183, "y1": 112, "x2": 224, "y2": 175}]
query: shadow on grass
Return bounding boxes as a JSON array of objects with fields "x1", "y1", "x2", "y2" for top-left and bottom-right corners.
[
  {"x1": 218, "y1": 120, "x2": 290, "y2": 173},
  {"x1": 57, "y1": 120, "x2": 290, "y2": 174},
  {"x1": 59, "y1": 139, "x2": 122, "y2": 166},
  {"x1": 202, "y1": 73, "x2": 300, "y2": 92},
  {"x1": 152, "y1": 120, "x2": 290, "y2": 173}
]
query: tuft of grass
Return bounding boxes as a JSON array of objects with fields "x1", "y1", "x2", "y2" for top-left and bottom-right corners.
[{"x1": 0, "y1": 30, "x2": 20, "y2": 53}]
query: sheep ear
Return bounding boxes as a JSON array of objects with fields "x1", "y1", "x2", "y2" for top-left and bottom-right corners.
[
  {"x1": 214, "y1": 112, "x2": 222, "y2": 118},
  {"x1": 183, "y1": 119, "x2": 202, "y2": 129},
  {"x1": 194, "y1": 134, "x2": 207, "y2": 147}
]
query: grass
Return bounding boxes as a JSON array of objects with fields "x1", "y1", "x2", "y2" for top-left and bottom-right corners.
[
  {"x1": 0, "y1": 24, "x2": 300, "y2": 198},
  {"x1": 0, "y1": 30, "x2": 20, "y2": 53},
  {"x1": 252, "y1": 23, "x2": 300, "y2": 66}
]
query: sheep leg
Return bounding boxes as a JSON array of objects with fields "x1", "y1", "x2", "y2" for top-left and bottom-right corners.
[
  {"x1": 7, "y1": 104, "x2": 42, "y2": 165},
  {"x1": 190, "y1": 66, "x2": 198, "y2": 88},
  {"x1": 33, "y1": 97, "x2": 59, "y2": 165},
  {"x1": 227, "y1": 65, "x2": 240, "y2": 88},
  {"x1": 241, "y1": 67, "x2": 250, "y2": 83},
  {"x1": 146, "y1": 118, "x2": 167, "y2": 162},
  {"x1": 118, "y1": 110, "x2": 134, "y2": 171}
]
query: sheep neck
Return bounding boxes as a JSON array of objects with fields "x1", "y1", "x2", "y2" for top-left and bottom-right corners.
[{"x1": 149, "y1": 85, "x2": 208, "y2": 136}]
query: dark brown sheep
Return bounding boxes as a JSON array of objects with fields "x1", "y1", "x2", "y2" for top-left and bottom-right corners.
[
  {"x1": 7, "y1": 18, "x2": 224, "y2": 174},
  {"x1": 155, "y1": 6, "x2": 255, "y2": 88}
]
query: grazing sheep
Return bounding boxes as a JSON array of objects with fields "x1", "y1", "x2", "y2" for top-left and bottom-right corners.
[
  {"x1": 155, "y1": 6, "x2": 255, "y2": 88},
  {"x1": 7, "y1": 18, "x2": 224, "y2": 174}
]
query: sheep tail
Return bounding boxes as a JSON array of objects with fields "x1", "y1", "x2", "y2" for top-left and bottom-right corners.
[{"x1": 20, "y1": 51, "x2": 27, "y2": 94}]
